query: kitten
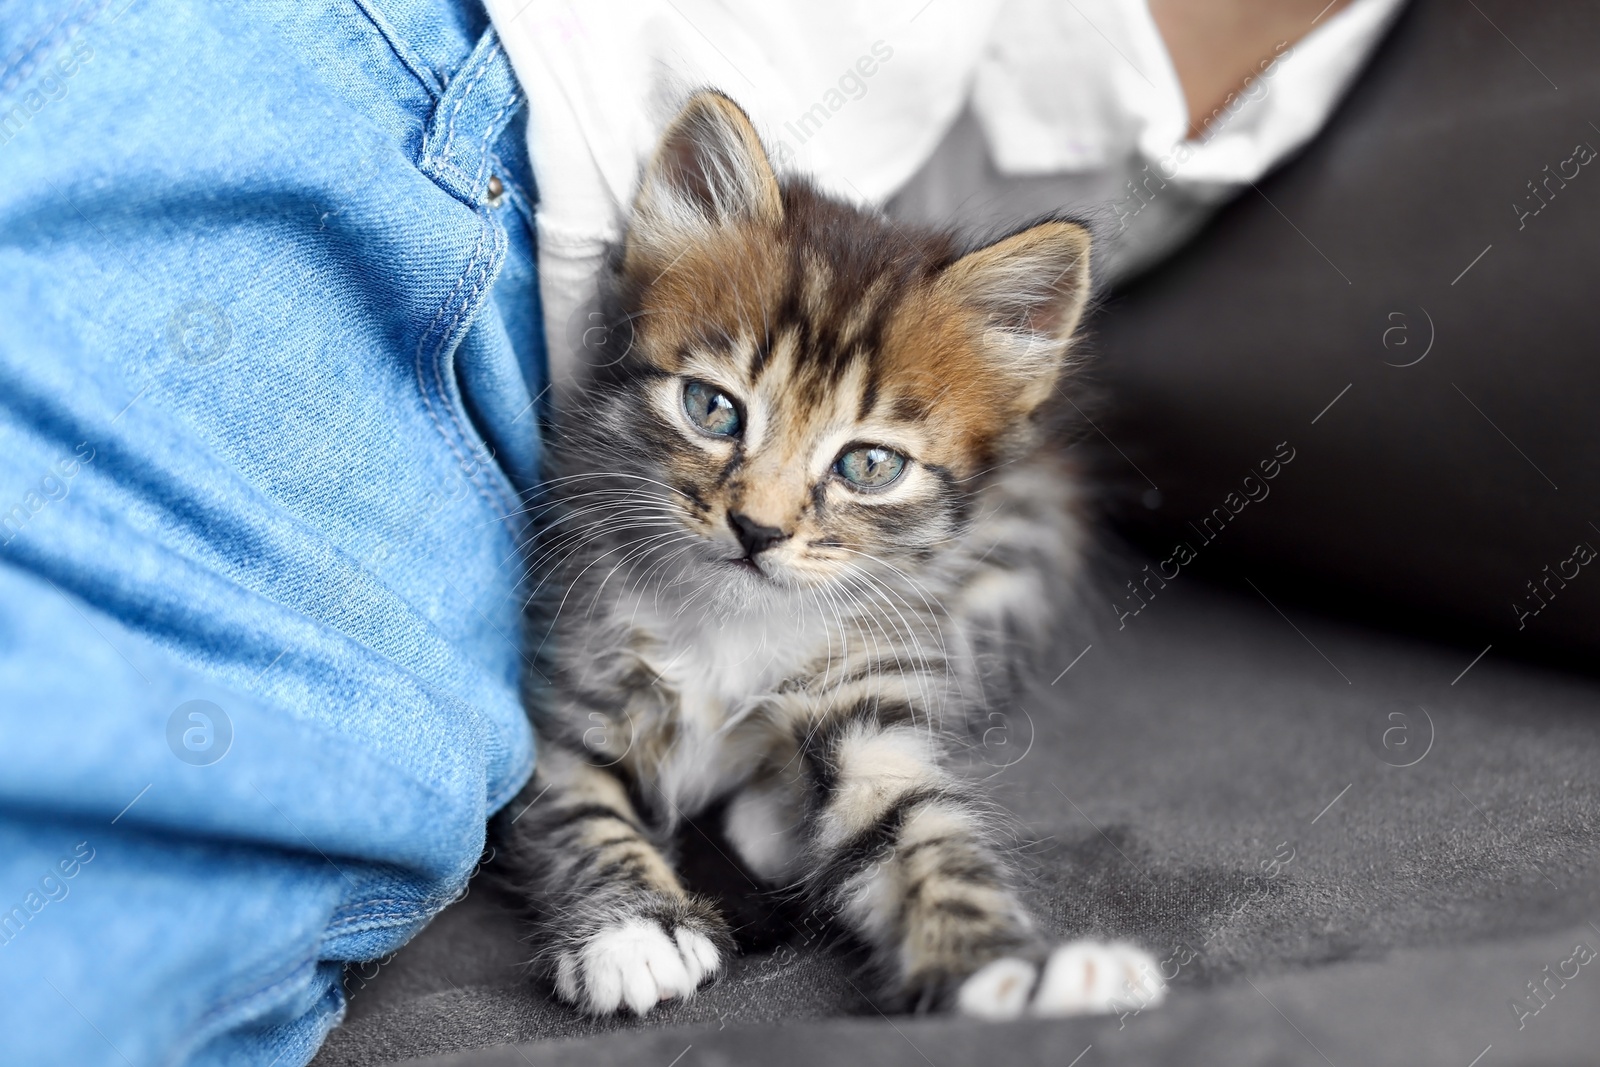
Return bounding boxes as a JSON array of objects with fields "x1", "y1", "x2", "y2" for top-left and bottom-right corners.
[{"x1": 497, "y1": 91, "x2": 1165, "y2": 1021}]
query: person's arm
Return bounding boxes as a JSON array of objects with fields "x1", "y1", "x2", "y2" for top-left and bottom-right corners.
[{"x1": 1148, "y1": 0, "x2": 1352, "y2": 139}]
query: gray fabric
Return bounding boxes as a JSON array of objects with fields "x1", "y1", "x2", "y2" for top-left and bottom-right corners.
[
  {"x1": 313, "y1": 574, "x2": 1600, "y2": 1066},
  {"x1": 357, "y1": 927, "x2": 1600, "y2": 1067}
]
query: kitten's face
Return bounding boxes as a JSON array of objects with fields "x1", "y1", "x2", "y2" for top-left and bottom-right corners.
[
  {"x1": 566, "y1": 93, "x2": 1090, "y2": 604},
  {"x1": 636, "y1": 308, "x2": 981, "y2": 589}
]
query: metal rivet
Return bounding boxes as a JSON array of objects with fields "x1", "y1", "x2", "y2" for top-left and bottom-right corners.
[{"x1": 486, "y1": 174, "x2": 505, "y2": 205}]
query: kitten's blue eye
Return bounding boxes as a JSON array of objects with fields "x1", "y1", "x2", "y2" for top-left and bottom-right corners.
[
  {"x1": 682, "y1": 380, "x2": 741, "y2": 437},
  {"x1": 835, "y1": 445, "x2": 907, "y2": 489}
]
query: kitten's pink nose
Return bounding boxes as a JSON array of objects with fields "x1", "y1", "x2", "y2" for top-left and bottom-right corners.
[{"x1": 728, "y1": 512, "x2": 789, "y2": 558}]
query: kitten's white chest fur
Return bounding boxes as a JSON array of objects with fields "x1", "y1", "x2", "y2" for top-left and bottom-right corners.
[{"x1": 627, "y1": 592, "x2": 825, "y2": 816}]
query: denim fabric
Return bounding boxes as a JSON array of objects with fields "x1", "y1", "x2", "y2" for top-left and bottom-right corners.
[{"x1": 0, "y1": 1, "x2": 542, "y2": 1063}]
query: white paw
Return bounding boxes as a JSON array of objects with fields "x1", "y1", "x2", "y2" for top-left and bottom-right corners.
[
  {"x1": 1033, "y1": 940, "x2": 1165, "y2": 1015},
  {"x1": 956, "y1": 955, "x2": 1037, "y2": 1019},
  {"x1": 957, "y1": 940, "x2": 1165, "y2": 1020},
  {"x1": 554, "y1": 920, "x2": 722, "y2": 1016}
]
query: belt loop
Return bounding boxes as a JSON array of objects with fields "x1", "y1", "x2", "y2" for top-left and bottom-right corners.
[{"x1": 418, "y1": 27, "x2": 522, "y2": 208}]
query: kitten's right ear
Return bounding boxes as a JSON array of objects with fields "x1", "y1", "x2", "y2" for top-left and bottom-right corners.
[{"x1": 629, "y1": 91, "x2": 783, "y2": 260}]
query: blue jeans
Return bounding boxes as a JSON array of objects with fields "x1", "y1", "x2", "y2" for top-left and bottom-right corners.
[{"x1": 0, "y1": 1, "x2": 541, "y2": 1063}]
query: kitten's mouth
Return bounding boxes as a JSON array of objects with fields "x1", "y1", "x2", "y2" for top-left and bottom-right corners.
[{"x1": 725, "y1": 556, "x2": 770, "y2": 580}]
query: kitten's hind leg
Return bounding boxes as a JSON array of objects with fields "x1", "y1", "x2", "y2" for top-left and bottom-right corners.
[{"x1": 495, "y1": 745, "x2": 730, "y2": 1016}]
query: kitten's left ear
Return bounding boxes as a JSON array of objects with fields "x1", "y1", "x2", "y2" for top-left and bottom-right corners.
[
  {"x1": 937, "y1": 220, "x2": 1092, "y2": 411},
  {"x1": 629, "y1": 91, "x2": 783, "y2": 261}
]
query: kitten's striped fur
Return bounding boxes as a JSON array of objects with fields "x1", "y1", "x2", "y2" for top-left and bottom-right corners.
[{"x1": 497, "y1": 92, "x2": 1164, "y2": 1019}]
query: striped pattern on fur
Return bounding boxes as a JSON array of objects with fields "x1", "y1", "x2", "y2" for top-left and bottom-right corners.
[{"x1": 495, "y1": 91, "x2": 1163, "y2": 1020}]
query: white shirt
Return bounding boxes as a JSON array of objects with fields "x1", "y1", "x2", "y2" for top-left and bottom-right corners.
[{"x1": 486, "y1": 0, "x2": 1407, "y2": 383}]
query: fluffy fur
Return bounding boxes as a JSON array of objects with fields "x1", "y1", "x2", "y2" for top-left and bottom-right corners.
[{"x1": 495, "y1": 91, "x2": 1164, "y2": 1019}]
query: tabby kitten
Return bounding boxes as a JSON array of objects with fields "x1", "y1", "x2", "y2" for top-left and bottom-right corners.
[{"x1": 497, "y1": 91, "x2": 1165, "y2": 1020}]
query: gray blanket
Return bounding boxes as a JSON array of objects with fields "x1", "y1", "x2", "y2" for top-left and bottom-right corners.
[{"x1": 314, "y1": 576, "x2": 1600, "y2": 1065}]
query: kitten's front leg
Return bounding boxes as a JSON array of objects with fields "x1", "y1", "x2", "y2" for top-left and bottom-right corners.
[
  {"x1": 496, "y1": 744, "x2": 730, "y2": 1015},
  {"x1": 794, "y1": 711, "x2": 1165, "y2": 1018}
]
